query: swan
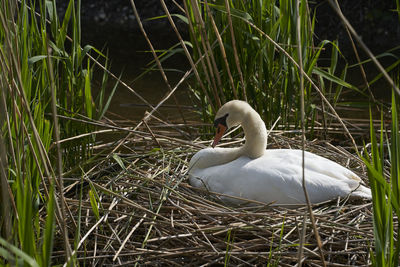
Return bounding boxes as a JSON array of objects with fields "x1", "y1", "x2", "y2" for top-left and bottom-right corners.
[{"x1": 188, "y1": 100, "x2": 371, "y2": 205}]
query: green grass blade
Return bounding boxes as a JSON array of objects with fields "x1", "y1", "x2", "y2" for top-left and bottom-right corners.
[
  {"x1": 0, "y1": 237, "x2": 40, "y2": 267},
  {"x1": 89, "y1": 189, "x2": 100, "y2": 221},
  {"x1": 41, "y1": 186, "x2": 55, "y2": 267},
  {"x1": 84, "y1": 59, "x2": 93, "y2": 119},
  {"x1": 313, "y1": 67, "x2": 366, "y2": 96}
]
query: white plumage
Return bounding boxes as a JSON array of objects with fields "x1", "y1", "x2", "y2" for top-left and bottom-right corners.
[{"x1": 189, "y1": 100, "x2": 371, "y2": 205}]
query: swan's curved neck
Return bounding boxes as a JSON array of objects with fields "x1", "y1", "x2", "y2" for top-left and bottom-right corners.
[
  {"x1": 241, "y1": 109, "x2": 267, "y2": 158},
  {"x1": 189, "y1": 102, "x2": 268, "y2": 173}
]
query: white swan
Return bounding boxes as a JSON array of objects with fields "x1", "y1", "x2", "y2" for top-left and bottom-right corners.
[{"x1": 189, "y1": 100, "x2": 371, "y2": 205}]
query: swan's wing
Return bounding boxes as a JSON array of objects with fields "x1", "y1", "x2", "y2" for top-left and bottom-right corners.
[
  {"x1": 189, "y1": 157, "x2": 297, "y2": 204},
  {"x1": 189, "y1": 149, "x2": 369, "y2": 204},
  {"x1": 244, "y1": 154, "x2": 362, "y2": 203},
  {"x1": 262, "y1": 150, "x2": 369, "y2": 201},
  {"x1": 268, "y1": 149, "x2": 361, "y2": 181}
]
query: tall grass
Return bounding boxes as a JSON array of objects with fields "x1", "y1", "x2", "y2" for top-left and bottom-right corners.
[
  {"x1": 183, "y1": 0, "x2": 352, "y2": 129},
  {"x1": 359, "y1": 4, "x2": 400, "y2": 265},
  {"x1": 0, "y1": 0, "x2": 112, "y2": 265},
  {"x1": 361, "y1": 90, "x2": 400, "y2": 266}
]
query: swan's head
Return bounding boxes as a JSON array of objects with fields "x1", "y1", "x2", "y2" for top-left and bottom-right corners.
[{"x1": 212, "y1": 100, "x2": 251, "y2": 147}]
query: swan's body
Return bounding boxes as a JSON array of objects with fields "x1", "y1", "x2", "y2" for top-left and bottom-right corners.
[{"x1": 189, "y1": 100, "x2": 371, "y2": 205}]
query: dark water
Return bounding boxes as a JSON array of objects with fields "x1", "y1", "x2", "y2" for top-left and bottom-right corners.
[
  {"x1": 85, "y1": 26, "x2": 198, "y2": 123},
  {"x1": 84, "y1": 25, "x2": 399, "y2": 124}
]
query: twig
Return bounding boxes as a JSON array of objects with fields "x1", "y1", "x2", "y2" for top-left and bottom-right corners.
[
  {"x1": 142, "y1": 119, "x2": 162, "y2": 148},
  {"x1": 113, "y1": 214, "x2": 147, "y2": 261}
]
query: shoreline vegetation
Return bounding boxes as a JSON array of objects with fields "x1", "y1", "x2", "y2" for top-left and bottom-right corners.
[{"x1": 1, "y1": 0, "x2": 400, "y2": 266}]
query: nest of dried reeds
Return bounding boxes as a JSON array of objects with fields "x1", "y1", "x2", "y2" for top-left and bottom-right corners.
[{"x1": 55, "y1": 119, "x2": 379, "y2": 267}]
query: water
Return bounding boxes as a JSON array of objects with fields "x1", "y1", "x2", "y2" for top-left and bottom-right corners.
[
  {"x1": 85, "y1": 26, "x2": 198, "y2": 123},
  {"x1": 85, "y1": 25, "x2": 398, "y2": 125}
]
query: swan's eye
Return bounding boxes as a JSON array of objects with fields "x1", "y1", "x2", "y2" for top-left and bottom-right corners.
[{"x1": 213, "y1": 113, "x2": 229, "y2": 128}]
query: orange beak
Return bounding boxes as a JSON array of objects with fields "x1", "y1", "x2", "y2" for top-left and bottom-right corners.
[{"x1": 212, "y1": 124, "x2": 227, "y2": 148}]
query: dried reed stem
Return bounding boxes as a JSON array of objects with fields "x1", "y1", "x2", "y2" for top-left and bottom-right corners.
[
  {"x1": 62, "y1": 131, "x2": 375, "y2": 265},
  {"x1": 188, "y1": 0, "x2": 226, "y2": 106},
  {"x1": 128, "y1": 0, "x2": 187, "y2": 125},
  {"x1": 296, "y1": 1, "x2": 326, "y2": 266},
  {"x1": 0, "y1": 135, "x2": 13, "y2": 238},
  {"x1": 183, "y1": 1, "x2": 222, "y2": 107},
  {"x1": 47, "y1": 40, "x2": 72, "y2": 258},
  {"x1": 223, "y1": 0, "x2": 246, "y2": 101},
  {"x1": 158, "y1": 0, "x2": 216, "y2": 113},
  {"x1": 204, "y1": 0, "x2": 237, "y2": 99}
]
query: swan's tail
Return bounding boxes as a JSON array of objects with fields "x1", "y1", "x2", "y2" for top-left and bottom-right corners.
[{"x1": 350, "y1": 184, "x2": 372, "y2": 199}]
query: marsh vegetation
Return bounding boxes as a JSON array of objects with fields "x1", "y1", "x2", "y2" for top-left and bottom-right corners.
[{"x1": 1, "y1": 0, "x2": 400, "y2": 266}]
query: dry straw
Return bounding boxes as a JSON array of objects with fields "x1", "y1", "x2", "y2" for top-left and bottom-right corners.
[{"x1": 57, "y1": 123, "x2": 375, "y2": 265}]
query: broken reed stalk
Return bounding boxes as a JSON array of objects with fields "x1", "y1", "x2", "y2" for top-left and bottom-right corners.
[
  {"x1": 343, "y1": 25, "x2": 375, "y2": 102},
  {"x1": 331, "y1": 0, "x2": 380, "y2": 113},
  {"x1": 297, "y1": 0, "x2": 307, "y2": 262}
]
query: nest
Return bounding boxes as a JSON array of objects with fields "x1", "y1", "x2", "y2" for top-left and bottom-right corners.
[{"x1": 58, "y1": 121, "x2": 377, "y2": 266}]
